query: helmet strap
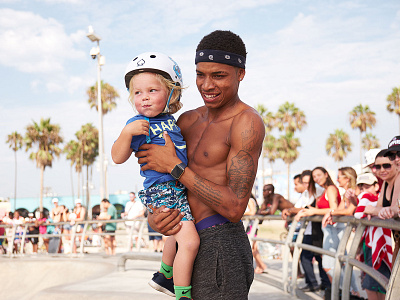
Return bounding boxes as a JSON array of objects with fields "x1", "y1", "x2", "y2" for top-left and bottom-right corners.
[{"x1": 162, "y1": 85, "x2": 175, "y2": 114}]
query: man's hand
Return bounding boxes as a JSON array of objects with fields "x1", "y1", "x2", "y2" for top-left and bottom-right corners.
[
  {"x1": 282, "y1": 208, "x2": 290, "y2": 220},
  {"x1": 148, "y1": 206, "x2": 184, "y2": 236},
  {"x1": 136, "y1": 132, "x2": 181, "y2": 174},
  {"x1": 378, "y1": 206, "x2": 396, "y2": 219}
]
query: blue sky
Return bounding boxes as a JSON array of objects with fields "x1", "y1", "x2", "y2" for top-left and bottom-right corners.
[{"x1": 1, "y1": 0, "x2": 400, "y2": 200}]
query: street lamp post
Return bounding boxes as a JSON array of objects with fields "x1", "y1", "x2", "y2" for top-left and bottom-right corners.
[{"x1": 86, "y1": 25, "x2": 106, "y2": 200}]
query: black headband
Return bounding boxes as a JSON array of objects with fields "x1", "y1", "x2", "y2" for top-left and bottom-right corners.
[{"x1": 195, "y1": 49, "x2": 246, "y2": 69}]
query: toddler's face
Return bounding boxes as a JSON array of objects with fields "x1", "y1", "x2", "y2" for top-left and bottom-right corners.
[{"x1": 131, "y1": 72, "x2": 168, "y2": 117}]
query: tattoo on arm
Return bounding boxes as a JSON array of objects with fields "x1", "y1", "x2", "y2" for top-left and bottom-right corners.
[
  {"x1": 228, "y1": 150, "x2": 255, "y2": 198},
  {"x1": 193, "y1": 174, "x2": 222, "y2": 207},
  {"x1": 241, "y1": 120, "x2": 259, "y2": 152}
]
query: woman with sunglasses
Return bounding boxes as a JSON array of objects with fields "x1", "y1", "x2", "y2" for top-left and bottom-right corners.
[
  {"x1": 365, "y1": 150, "x2": 400, "y2": 264},
  {"x1": 295, "y1": 167, "x2": 341, "y2": 284}
]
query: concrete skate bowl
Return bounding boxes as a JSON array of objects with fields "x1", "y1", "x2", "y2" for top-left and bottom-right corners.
[{"x1": 0, "y1": 258, "x2": 115, "y2": 300}]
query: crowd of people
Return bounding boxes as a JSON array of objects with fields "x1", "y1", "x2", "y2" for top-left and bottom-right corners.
[
  {"x1": 249, "y1": 136, "x2": 400, "y2": 300},
  {"x1": 0, "y1": 193, "x2": 156, "y2": 256}
]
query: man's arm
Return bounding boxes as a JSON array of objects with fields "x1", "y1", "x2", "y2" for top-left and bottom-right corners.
[{"x1": 137, "y1": 110, "x2": 265, "y2": 223}]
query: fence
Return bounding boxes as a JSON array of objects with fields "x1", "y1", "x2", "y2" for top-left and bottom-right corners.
[{"x1": 1, "y1": 215, "x2": 399, "y2": 300}]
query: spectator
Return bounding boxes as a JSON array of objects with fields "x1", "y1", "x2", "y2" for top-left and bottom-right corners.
[
  {"x1": 352, "y1": 172, "x2": 392, "y2": 300},
  {"x1": 72, "y1": 199, "x2": 86, "y2": 254},
  {"x1": 37, "y1": 212, "x2": 48, "y2": 252},
  {"x1": 98, "y1": 199, "x2": 117, "y2": 255},
  {"x1": 121, "y1": 192, "x2": 145, "y2": 250},
  {"x1": 363, "y1": 149, "x2": 400, "y2": 265},
  {"x1": 60, "y1": 205, "x2": 72, "y2": 253},
  {"x1": 258, "y1": 184, "x2": 294, "y2": 216},
  {"x1": 283, "y1": 171, "x2": 328, "y2": 291},
  {"x1": 244, "y1": 193, "x2": 267, "y2": 274},
  {"x1": 26, "y1": 212, "x2": 39, "y2": 254},
  {"x1": 321, "y1": 166, "x2": 360, "y2": 297},
  {"x1": 296, "y1": 167, "x2": 341, "y2": 283},
  {"x1": 148, "y1": 223, "x2": 164, "y2": 252},
  {"x1": 12, "y1": 211, "x2": 25, "y2": 253}
]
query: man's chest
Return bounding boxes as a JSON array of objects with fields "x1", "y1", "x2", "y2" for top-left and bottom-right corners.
[{"x1": 183, "y1": 121, "x2": 231, "y2": 168}]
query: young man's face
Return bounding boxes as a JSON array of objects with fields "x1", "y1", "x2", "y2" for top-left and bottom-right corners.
[
  {"x1": 294, "y1": 177, "x2": 305, "y2": 193},
  {"x1": 196, "y1": 62, "x2": 244, "y2": 109}
]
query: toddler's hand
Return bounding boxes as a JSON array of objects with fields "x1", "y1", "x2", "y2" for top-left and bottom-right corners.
[{"x1": 125, "y1": 119, "x2": 150, "y2": 137}]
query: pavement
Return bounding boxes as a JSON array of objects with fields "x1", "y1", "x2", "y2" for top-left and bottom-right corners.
[{"x1": 1, "y1": 254, "x2": 300, "y2": 300}]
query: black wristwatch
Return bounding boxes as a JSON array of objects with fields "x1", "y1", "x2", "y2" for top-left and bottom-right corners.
[{"x1": 171, "y1": 162, "x2": 186, "y2": 180}]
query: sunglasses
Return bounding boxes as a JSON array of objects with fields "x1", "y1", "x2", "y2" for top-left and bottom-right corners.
[
  {"x1": 372, "y1": 163, "x2": 393, "y2": 171},
  {"x1": 387, "y1": 151, "x2": 400, "y2": 161}
]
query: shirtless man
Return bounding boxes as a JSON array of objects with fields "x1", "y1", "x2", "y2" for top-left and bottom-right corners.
[
  {"x1": 135, "y1": 30, "x2": 265, "y2": 299},
  {"x1": 258, "y1": 184, "x2": 293, "y2": 216}
]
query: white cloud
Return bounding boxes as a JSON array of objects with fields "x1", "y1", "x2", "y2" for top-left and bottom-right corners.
[{"x1": 0, "y1": 8, "x2": 85, "y2": 73}]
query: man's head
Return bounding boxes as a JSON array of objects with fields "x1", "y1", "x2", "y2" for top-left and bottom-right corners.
[
  {"x1": 263, "y1": 184, "x2": 274, "y2": 198},
  {"x1": 129, "y1": 192, "x2": 136, "y2": 202},
  {"x1": 384, "y1": 136, "x2": 400, "y2": 167},
  {"x1": 294, "y1": 174, "x2": 306, "y2": 194},
  {"x1": 101, "y1": 198, "x2": 110, "y2": 208},
  {"x1": 195, "y1": 30, "x2": 246, "y2": 109}
]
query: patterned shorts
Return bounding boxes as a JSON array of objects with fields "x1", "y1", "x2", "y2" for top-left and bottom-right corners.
[{"x1": 138, "y1": 180, "x2": 194, "y2": 221}]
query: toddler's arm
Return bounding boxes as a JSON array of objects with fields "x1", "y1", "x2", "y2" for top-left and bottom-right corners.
[{"x1": 111, "y1": 119, "x2": 149, "y2": 164}]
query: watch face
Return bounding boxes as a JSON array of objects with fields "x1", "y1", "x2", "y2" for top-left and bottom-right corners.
[{"x1": 171, "y1": 163, "x2": 185, "y2": 180}]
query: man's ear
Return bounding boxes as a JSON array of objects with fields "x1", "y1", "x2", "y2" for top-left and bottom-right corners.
[{"x1": 238, "y1": 69, "x2": 245, "y2": 81}]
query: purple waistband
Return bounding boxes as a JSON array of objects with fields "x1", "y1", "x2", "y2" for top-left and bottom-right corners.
[{"x1": 195, "y1": 214, "x2": 230, "y2": 232}]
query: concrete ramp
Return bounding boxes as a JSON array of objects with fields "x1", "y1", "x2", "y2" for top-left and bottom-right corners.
[{"x1": 1, "y1": 258, "x2": 115, "y2": 300}]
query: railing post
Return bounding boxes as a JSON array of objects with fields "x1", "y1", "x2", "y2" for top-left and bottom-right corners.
[
  {"x1": 80, "y1": 222, "x2": 89, "y2": 255},
  {"x1": 331, "y1": 221, "x2": 353, "y2": 300},
  {"x1": 8, "y1": 225, "x2": 16, "y2": 256},
  {"x1": 20, "y1": 224, "x2": 28, "y2": 254},
  {"x1": 290, "y1": 220, "x2": 305, "y2": 296},
  {"x1": 342, "y1": 222, "x2": 365, "y2": 300},
  {"x1": 70, "y1": 223, "x2": 77, "y2": 257},
  {"x1": 137, "y1": 219, "x2": 146, "y2": 252}
]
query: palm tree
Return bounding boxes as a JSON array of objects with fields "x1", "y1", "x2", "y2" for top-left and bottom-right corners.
[
  {"x1": 326, "y1": 129, "x2": 352, "y2": 168},
  {"x1": 386, "y1": 86, "x2": 400, "y2": 133},
  {"x1": 64, "y1": 140, "x2": 81, "y2": 199},
  {"x1": 276, "y1": 132, "x2": 301, "y2": 201},
  {"x1": 349, "y1": 104, "x2": 376, "y2": 166},
  {"x1": 255, "y1": 104, "x2": 276, "y2": 184},
  {"x1": 25, "y1": 118, "x2": 63, "y2": 212},
  {"x1": 275, "y1": 102, "x2": 307, "y2": 134},
  {"x1": 263, "y1": 134, "x2": 278, "y2": 181},
  {"x1": 87, "y1": 80, "x2": 120, "y2": 115},
  {"x1": 76, "y1": 123, "x2": 99, "y2": 218},
  {"x1": 87, "y1": 80, "x2": 119, "y2": 198},
  {"x1": 362, "y1": 133, "x2": 380, "y2": 151},
  {"x1": 6, "y1": 131, "x2": 24, "y2": 211}
]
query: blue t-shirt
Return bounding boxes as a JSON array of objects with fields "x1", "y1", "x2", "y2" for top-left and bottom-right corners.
[{"x1": 127, "y1": 114, "x2": 188, "y2": 189}]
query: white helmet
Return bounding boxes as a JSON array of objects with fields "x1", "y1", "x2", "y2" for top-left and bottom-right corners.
[{"x1": 124, "y1": 52, "x2": 183, "y2": 89}]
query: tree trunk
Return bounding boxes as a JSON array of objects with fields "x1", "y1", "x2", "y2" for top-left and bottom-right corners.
[
  {"x1": 287, "y1": 162, "x2": 290, "y2": 201},
  {"x1": 86, "y1": 165, "x2": 91, "y2": 219},
  {"x1": 70, "y1": 165, "x2": 74, "y2": 200},
  {"x1": 14, "y1": 150, "x2": 17, "y2": 211},
  {"x1": 261, "y1": 150, "x2": 265, "y2": 185},
  {"x1": 39, "y1": 165, "x2": 44, "y2": 212},
  {"x1": 360, "y1": 131, "x2": 363, "y2": 167},
  {"x1": 270, "y1": 161, "x2": 274, "y2": 182},
  {"x1": 77, "y1": 171, "x2": 81, "y2": 199}
]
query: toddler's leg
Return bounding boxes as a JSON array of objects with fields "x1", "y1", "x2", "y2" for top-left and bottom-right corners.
[{"x1": 173, "y1": 221, "x2": 200, "y2": 299}]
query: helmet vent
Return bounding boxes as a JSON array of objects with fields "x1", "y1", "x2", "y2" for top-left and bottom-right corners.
[{"x1": 150, "y1": 54, "x2": 156, "y2": 58}]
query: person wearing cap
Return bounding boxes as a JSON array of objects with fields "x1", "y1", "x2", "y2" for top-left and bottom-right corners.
[
  {"x1": 383, "y1": 136, "x2": 400, "y2": 167},
  {"x1": 351, "y1": 172, "x2": 392, "y2": 300},
  {"x1": 50, "y1": 198, "x2": 62, "y2": 223},
  {"x1": 71, "y1": 198, "x2": 86, "y2": 254},
  {"x1": 111, "y1": 52, "x2": 199, "y2": 299},
  {"x1": 134, "y1": 30, "x2": 265, "y2": 299}
]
